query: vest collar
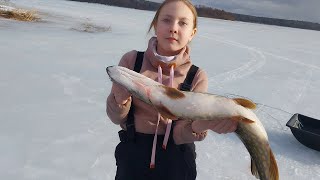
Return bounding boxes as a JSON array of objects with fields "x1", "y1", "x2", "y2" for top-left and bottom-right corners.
[{"x1": 146, "y1": 37, "x2": 191, "y2": 72}]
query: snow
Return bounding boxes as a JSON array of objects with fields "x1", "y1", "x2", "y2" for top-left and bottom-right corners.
[
  {"x1": 0, "y1": 4, "x2": 16, "y2": 11},
  {"x1": 1, "y1": 0, "x2": 319, "y2": 179}
]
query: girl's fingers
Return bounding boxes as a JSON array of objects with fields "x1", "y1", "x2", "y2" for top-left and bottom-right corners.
[
  {"x1": 191, "y1": 118, "x2": 238, "y2": 134},
  {"x1": 210, "y1": 119, "x2": 238, "y2": 134}
]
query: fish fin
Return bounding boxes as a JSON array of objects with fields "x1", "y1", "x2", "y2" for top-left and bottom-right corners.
[
  {"x1": 269, "y1": 149, "x2": 279, "y2": 180},
  {"x1": 163, "y1": 86, "x2": 185, "y2": 99},
  {"x1": 242, "y1": 117, "x2": 255, "y2": 123},
  {"x1": 231, "y1": 116, "x2": 255, "y2": 123},
  {"x1": 154, "y1": 104, "x2": 177, "y2": 120},
  {"x1": 233, "y1": 98, "x2": 256, "y2": 109},
  {"x1": 250, "y1": 158, "x2": 260, "y2": 179}
]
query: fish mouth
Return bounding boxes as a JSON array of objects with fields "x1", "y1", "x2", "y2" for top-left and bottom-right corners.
[
  {"x1": 106, "y1": 66, "x2": 118, "y2": 82},
  {"x1": 106, "y1": 66, "x2": 113, "y2": 81},
  {"x1": 106, "y1": 66, "x2": 112, "y2": 76},
  {"x1": 106, "y1": 66, "x2": 154, "y2": 105}
]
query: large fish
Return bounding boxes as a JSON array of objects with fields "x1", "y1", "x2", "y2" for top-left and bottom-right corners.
[{"x1": 106, "y1": 65, "x2": 279, "y2": 180}]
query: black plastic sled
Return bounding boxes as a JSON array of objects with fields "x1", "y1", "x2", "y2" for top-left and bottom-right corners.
[{"x1": 286, "y1": 113, "x2": 320, "y2": 151}]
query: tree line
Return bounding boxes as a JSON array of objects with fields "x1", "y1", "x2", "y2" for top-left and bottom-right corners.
[
  {"x1": 68, "y1": 0, "x2": 235, "y2": 21},
  {"x1": 233, "y1": 13, "x2": 320, "y2": 31},
  {"x1": 68, "y1": 0, "x2": 320, "y2": 31}
]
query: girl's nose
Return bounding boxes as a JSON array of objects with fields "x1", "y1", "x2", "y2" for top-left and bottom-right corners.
[
  {"x1": 169, "y1": 23, "x2": 178, "y2": 33},
  {"x1": 170, "y1": 29, "x2": 177, "y2": 33}
]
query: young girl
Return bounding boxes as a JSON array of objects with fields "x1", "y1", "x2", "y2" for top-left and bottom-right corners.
[{"x1": 106, "y1": 0, "x2": 237, "y2": 179}]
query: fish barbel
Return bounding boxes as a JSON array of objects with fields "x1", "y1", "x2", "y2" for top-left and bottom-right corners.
[{"x1": 106, "y1": 66, "x2": 279, "y2": 180}]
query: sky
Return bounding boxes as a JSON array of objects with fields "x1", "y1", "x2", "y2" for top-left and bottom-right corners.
[
  {"x1": 1, "y1": 0, "x2": 320, "y2": 179},
  {"x1": 148, "y1": 0, "x2": 320, "y2": 23}
]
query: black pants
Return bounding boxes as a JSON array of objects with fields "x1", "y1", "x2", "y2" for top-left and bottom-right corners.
[{"x1": 115, "y1": 131, "x2": 197, "y2": 180}]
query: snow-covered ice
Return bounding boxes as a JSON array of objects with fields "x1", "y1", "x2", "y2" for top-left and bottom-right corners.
[{"x1": 0, "y1": 0, "x2": 319, "y2": 179}]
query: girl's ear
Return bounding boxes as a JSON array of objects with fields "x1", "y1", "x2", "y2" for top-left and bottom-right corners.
[
  {"x1": 154, "y1": 22, "x2": 158, "y2": 33},
  {"x1": 189, "y1": 28, "x2": 197, "y2": 41},
  {"x1": 192, "y1": 28, "x2": 197, "y2": 36}
]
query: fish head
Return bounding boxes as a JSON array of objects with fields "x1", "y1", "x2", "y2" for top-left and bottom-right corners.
[{"x1": 106, "y1": 66, "x2": 161, "y2": 105}]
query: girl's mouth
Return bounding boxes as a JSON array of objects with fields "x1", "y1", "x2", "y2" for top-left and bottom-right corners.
[{"x1": 167, "y1": 37, "x2": 177, "y2": 42}]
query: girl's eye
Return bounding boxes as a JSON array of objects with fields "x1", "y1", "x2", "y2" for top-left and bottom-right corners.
[
  {"x1": 162, "y1": 18, "x2": 170, "y2": 23},
  {"x1": 179, "y1": 21, "x2": 187, "y2": 26}
]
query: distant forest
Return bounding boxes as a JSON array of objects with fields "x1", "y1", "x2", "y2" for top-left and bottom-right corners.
[{"x1": 68, "y1": 0, "x2": 320, "y2": 31}]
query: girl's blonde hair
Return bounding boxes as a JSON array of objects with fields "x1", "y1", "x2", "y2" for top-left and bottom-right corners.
[{"x1": 148, "y1": 0, "x2": 198, "y2": 33}]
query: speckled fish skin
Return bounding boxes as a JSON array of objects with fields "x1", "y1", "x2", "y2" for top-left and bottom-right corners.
[
  {"x1": 106, "y1": 66, "x2": 279, "y2": 180},
  {"x1": 235, "y1": 119, "x2": 278, "y2": 180}
]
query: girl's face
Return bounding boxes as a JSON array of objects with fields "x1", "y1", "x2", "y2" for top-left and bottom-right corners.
[{"x1": 155, "y1": 1, "x2": 197, "y2": 56}]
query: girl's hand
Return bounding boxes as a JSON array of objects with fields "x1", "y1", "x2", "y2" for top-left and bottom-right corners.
[
  {"x1": 191, "y1": 118, "x2": 238, "y2": 134},
  {"x1": 112, "y1": 83, "x2": 131, "y2": 105}
]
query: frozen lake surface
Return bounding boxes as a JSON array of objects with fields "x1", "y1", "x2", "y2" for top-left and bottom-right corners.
[{"x1": 1, "y1": 0, "x2": 319, "y2": 179}]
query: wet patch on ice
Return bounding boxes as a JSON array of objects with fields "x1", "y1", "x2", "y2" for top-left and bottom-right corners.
[{"x1": 70, "y1": 21, "x2": 111, "y2": 33}]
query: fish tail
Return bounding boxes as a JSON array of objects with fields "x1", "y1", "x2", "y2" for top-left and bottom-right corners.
[
  {"x1": 250, "y1": 158, "x2": 259, "y2": 179},
  {"x1": 269, "y1": 149, "x2": 279, "y2": 180},
  {"x1": 250, "y1": 148, "x2": 279, "y2": 180}
]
